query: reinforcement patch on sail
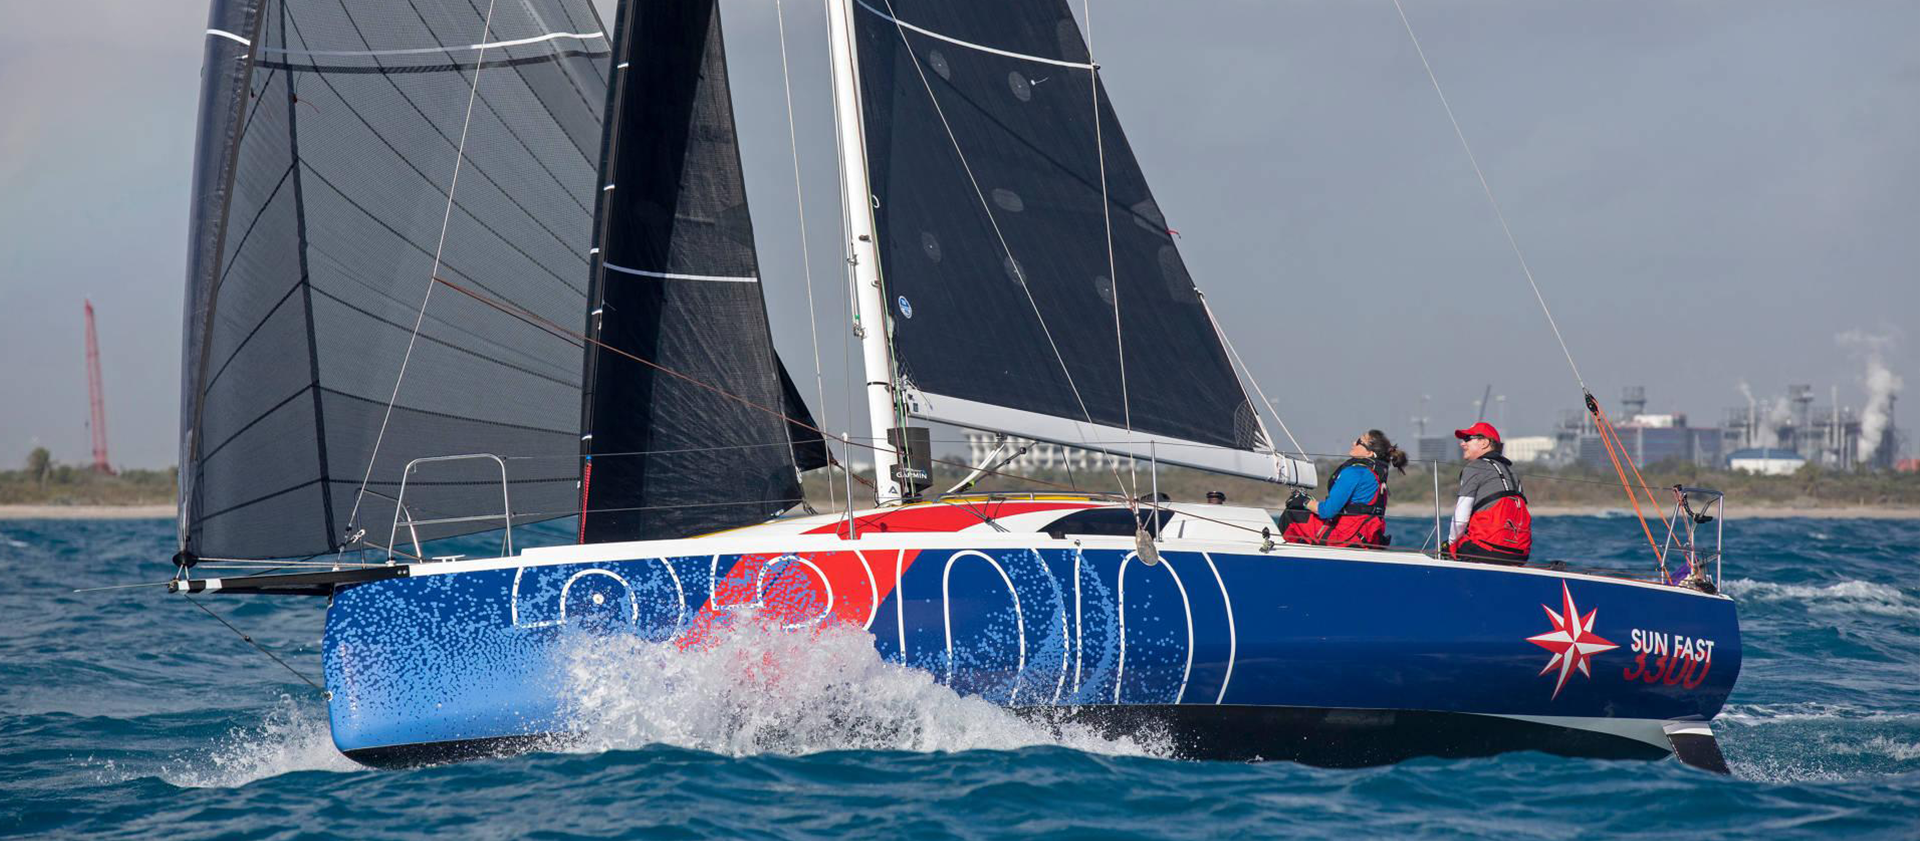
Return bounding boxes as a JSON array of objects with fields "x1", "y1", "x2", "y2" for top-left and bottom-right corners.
[
  {"x1": 179, "y1": 0, "x2": 610, "y2": 559},
  {"x1": 853, "y1": 0, "x2": 1260, "y2": 453},
  {"x1": 576, "y1": 0, "x2": 817, "y2": 543}
]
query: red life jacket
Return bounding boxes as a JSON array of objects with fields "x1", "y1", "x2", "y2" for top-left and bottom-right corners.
[
  {"x1": 1287, "y1": 457, "x2": 1390, "y2": 548},
  {"x1": 1460, "y1": 455, "x2": 1531, "y2": 557}
]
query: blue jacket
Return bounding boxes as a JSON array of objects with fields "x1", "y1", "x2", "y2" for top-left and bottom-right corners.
[{"x1": 1317, "y1": 462, "x2": 1382, "y2": 521}]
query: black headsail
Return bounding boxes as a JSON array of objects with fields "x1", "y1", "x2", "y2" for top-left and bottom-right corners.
[
  {"x1": 179, "y1": 0, "x2": 611, "y2": 559},
  {"x1": 851, "y1": 0, "x2": 1310, "y2": 484},
  {"x1": 578, "y1": 0, "x2": 824, "y2": 543}
]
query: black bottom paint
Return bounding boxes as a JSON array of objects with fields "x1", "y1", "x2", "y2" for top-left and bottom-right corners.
[
  {"x1": 345, "y1": 734, "x2": 555, "y2": 769},
  {"x1": 343, "y1": 706, "x2": 1681, "y2": 770},
  {"x1": 1023, "y1": 705, "x2": 1673, "y2": 767}
]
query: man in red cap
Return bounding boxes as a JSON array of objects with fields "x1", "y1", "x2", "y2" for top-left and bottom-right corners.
[{"x1": 1443, "y1": 422, "x2": 1533, "y2": 564}]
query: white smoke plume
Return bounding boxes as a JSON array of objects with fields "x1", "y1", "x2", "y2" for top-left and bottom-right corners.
[
  {"x1": 1838, "y1": 332, "x2": 1903, "y2": 463},
  {"x1": 1735, "y1": 380, "x2": 1787, "y2": 449},
  {"x1": 1766, "y1": 395, "x2": 1794, "y2": 443}
]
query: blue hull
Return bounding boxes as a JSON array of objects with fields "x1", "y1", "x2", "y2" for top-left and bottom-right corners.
[{"x1": 323, "y1": 544, "x2": 1740, "y2": 765}]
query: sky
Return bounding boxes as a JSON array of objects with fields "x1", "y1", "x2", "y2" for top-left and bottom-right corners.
[{"x1": 2, "y1": 0, "x2": 1915, "y2": 469}]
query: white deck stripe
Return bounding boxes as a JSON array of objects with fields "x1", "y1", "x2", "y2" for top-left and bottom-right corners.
[
  {"x1": 604, "y1": 263, "x2": 758, "y2": 283},
  {"x1": 258, "y1": 30, "x2": 604, "y2": 59},
  {"x1": 854, "y1": 0, "x2": 1094, "y2": 70},
  {"x1": 207, "y1": 29, "x2": 251, "y2": 47}
]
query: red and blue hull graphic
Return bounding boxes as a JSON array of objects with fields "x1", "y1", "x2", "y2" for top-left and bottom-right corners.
[{"x1": 322, "y1": 540, "x2": 1739, "y2": 767}]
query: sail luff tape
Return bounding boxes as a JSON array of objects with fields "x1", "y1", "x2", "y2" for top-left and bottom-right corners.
[
  {"x1": 853, "y1": 0, "x2": 1094, "y2": 70},
  {"x1": 603, "y1": 263, "x2": 759, "y2": 284},
  {"x1": 256, "y1": 31, "x2": 606, "y2": 59}
]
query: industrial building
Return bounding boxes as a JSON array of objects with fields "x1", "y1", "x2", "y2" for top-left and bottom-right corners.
[
  {"x1": 1721, "y1": 384, "x2": 1897, "y2": 471},
  {"x1": 961, "y1": 432, "x2": 1130, "y2": 474},
  {"x1": 1539, "y1": 383, "x2": 1902, "y2": 473},
  {"x1": 1552, "y1": 387, "x2": 1724, "y2": 470}
]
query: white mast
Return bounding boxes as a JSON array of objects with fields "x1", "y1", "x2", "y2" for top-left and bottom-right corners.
[{"x1": 824, "y1": 0, "x2": 901, "y2": 504}]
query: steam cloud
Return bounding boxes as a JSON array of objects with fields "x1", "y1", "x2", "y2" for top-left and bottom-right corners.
[
  {"x1": 1838, "y1": 332, "x2": 1903, "y2": 462},
  {"x1": 1736, "y1": 380, "x2": 1790, "y2": 449}
]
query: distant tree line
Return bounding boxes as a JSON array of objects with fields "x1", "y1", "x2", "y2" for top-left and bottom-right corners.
[
  {"x1": 801, "y1": 452, "x2": 1920, "y2": 513},
  {"x1": 1, "y1": 448, "x2": 176, "y2": 505}
]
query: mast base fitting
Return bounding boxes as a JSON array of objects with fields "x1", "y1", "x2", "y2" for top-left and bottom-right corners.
[{"x1": 172, "y1": 550, "x2": 199, "y2": 569}]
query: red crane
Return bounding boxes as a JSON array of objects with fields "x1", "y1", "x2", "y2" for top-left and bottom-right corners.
[{"x1": 85, "y1": 298, "x2": 113, "y2": 475}]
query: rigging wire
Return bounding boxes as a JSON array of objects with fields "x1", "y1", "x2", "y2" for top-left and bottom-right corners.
[
  {"x1": 1198, "y1": 291, "x2": 1309, "y2": 462},
  {"x1": 819, "y1": 0, "x2": 866, "y2": 512},
  {"x1": 429, "y1": 273, "x2": 1082, "y2": 496},
  {"x1": 1392, "y1": 1, "x2": 1668, "y2": 568},
  {"x1": 1078, "y1": 0, "x2": 1139, "y2": 500},
  {"x1": 344, "y1": 0, "x2": 500, "y2": 537},
  {"x1": 876, "y1": 0, "x2": 1137, "y2": 503},
  {"x1": 835, "y1": 0, "x2": 918, "y2": 497},
  {"x1": 1390, "y1": 0, "x2": 1584, "y2": 392},
  {"x1": 421, "y1": 273, "x2": 1348, "y2": 548},
  {"x1": 184, "y1": 594, "x2": 327, "y2": 698},
  {"x1": 774, "y1": 0, "x2": 836, "y2": 516}
]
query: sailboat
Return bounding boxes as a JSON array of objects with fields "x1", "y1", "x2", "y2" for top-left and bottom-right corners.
[{"x1": 173, "y1": 0, "x2": 1741, "y2": 772}]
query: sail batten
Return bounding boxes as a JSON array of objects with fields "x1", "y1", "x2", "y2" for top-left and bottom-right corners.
[
  {"x1": 576, "y1": 0, "x2": 823, "y2": 544},
  {"x1": 180, "y1": 0, "x2": 611, "y2": 559},
  {"x1": 852, "y1": 0, "x2": 1302, "y2": 484}
]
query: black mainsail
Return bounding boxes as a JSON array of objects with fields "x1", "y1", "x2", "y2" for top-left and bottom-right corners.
[
  {"x1": 850, "y1": 0, "x2": 1310, "y2": 484},
  {"x1": 179, "y1": 0, "x2": 611, "y2": 559},
  {"x1": 577, "y1": 0, "x2": 823, "y2": 543}
]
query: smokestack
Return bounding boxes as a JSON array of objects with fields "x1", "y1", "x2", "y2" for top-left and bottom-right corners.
[
  {"x1": 1622, "y1": 386, "x2": 1647, "y2": 420},
  {"x1": 1737, "y1": 381, "x2": 1759, "y2": 448}
]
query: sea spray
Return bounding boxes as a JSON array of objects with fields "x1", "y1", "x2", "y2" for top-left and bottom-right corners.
[
  {"x1": 553, "y1": 609, "x2": 1168, "y2": 759},
  {"x1": 157, "y1": 695, "x2": 362, "y2": 788}
]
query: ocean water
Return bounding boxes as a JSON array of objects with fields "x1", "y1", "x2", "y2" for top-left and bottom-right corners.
[{"x1": 3, "y1": 516, "x2": 1917, "y2": 839}]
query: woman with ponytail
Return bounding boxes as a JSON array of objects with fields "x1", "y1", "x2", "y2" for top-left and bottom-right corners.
[{"x1": 1281, "y1": 429, "x2": 1407, "y2": 548}]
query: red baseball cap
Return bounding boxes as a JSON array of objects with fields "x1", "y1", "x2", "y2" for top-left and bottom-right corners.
[{"x1": 1453, "y1": 422, "x2": 1501, "y2": 443}]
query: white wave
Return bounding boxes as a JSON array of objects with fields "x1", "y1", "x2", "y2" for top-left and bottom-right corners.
[
  {"x1": 1719, "y1": 702, "x2": 1919, "y2": 727},
  {"x1": 556, "y1": 611, "x2": 1167, "y2": 759},
  {"x1": 1828, "y1": 735, "x2": 1920, "y2": 762},
  {"x1": 1728, "y1": 758, "x2": 1851, "y2": 784},
  {"x1": 160, "y1": 695, "x2": 362, "y2": 788},
  {"x1": 1720, "y1": 578, "x2": 1920, "y2": 619}
]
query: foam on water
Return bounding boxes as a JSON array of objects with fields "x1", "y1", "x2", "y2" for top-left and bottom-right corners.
[
  {"x1": 157, "y1": 695, "x2": 363, "y2": 788},
  {"x1": 1720, "y1": 702, "x2": 1920, "y2": 726},
  {"x1": 556, "y1": 610, "x2": 1168, "y2": 759},
  {"x1": 1721, "y1": 578, "x2": 1920, "y2": 619}
]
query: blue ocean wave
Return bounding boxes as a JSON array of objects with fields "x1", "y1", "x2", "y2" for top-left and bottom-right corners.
[{"x1": 3, "y1": 516, "x2": 1918, "y2": 839}]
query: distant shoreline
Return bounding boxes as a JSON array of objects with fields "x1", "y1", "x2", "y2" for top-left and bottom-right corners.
[
  {"x1": 0, "y1": 504, "x2": 174, "y2": 520},
  {"x1": 4, "y1": 502, "x2": 1920, "y2": 521}
]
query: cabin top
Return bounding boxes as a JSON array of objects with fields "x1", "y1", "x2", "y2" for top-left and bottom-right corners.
[{"x1": 721, "y1": 494, "x2": 1281, "y2": 545}]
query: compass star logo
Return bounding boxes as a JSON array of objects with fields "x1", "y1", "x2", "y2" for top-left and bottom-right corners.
[{"x1": 1526, "y1": 582, "x2": 1619, "y2": 699}]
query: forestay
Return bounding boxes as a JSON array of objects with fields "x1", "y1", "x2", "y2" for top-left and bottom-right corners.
[
  {"x1": 179, "y1": 0, "x2": 610, "y2": 559},
  {"x1": 849, "y1": 0, "x2": 1311, "y2": 485}
]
